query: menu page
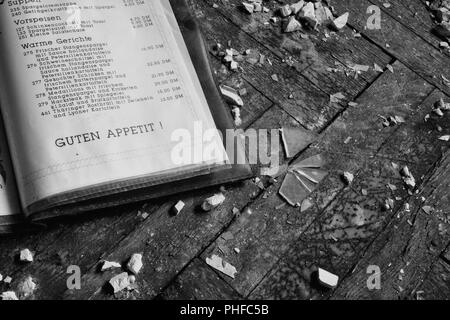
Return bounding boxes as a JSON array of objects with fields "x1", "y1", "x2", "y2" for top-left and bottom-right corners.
[{"x1": 0, "y1": 0, "x2": 227, "y2": 211}]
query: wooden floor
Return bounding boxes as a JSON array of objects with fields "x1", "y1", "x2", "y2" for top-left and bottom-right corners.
[{"x1": 1, "y1": 0, "x2": 450, "y2": 300}]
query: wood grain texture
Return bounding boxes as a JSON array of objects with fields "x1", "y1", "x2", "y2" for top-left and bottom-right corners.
[
  {"x1": 201, "y1": 0, "x2": 393, "y2": 99},
  {"x1": 332, "y1": 0, "x2": 450, "y2": 95},
  {"x1": 190, "y1": 0, "x2": 343, "y2": 131},
  {"x1": 414, "y1": 258, "x2": 450, "y2": 300},
  {"x1": 369, "y1": 0, "x2": 450, "y2": 57},
  {"x1": 158, "y1": 258, "x2": 242, "y2": 300},
  {"x1": 330, "y1": 149, "x2": 450, "y2": 299},
  {"x1": 245, "y1": 61, "x2": 440, "y2": 300}
]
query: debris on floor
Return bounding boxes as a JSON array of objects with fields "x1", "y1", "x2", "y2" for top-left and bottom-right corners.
[
  {"x1": 301, "y1": 198, "x2": 313, "y2": 212},
  {"x1": 138, "y1": 210, "x2": 149, "y2": 220},
  {"x1": 232, "y1": 107, "x2": 242, "y2": 126},
  {"x1": 253, "y1": 177, "x2": 265, "y2": 190},
  {"x1": 330, "y1": 92, "x2": 346, "y2": 105},
  {"x1": 374, "y1": 63, "x2": 384, "y2": 72},
  {"x1": 427, "y1": 0, "x2": 450, "y2": 46},
  {"x1": 17, "y1": 276, "x2": 36, "y2": 298},
  {"x1": 20, "y1": 249, "x2": 33, "y2": 263},
  {"x1": 281, "y1": 127, "x2": 318, "y2": 158},
  {"x1": 283, "y1": 15, "x2": 303, "y2": 33},
  {"x1": 101, "y1": 260, "x2": 122, "y2": 272},
  {"x1": 384, "y1": 198, "x2": 395, "y2": 211},
  {"x1": 279, "y1": 154, "x2": 328, "y2": 206},
  {"x1": 4, "y1": 276, "x2": 12, "y2": 284},
  {"x1": 404, "y1": 203, "x2": 411, "y2": 212},
  {"x1": 276, "y1": 1, "x2": 340, "y2": 33},
  {"x1": 342, "y1": 171, "x2": 354, "y2": 185},
  {"x1": 386, "y1": 64, "x2": 394, "y2": 73},
  {"x1": 331, "y1": 12, "x2": 349, "y2": 30},
  {"x1": 220, "y1": 85, "x2": 244, "y2": 107},
  {"x1": 422, "y1": 205, "x2": 433, "y2": 214},
  {"x1": 205, "y1": 254, "x2": 237, "y2": 279},
  {"x1": 201, "y1": 193, "x2": 226, "y2": 211},
  {"x1": 436, "y1": 97, "x2": 450, "y2": 111},
  {"x1": 109, "y1": 272, "x2": 131, "y2": 294},
  {"x1": 379, "y1": 114, "x2": 406, "y2": 127},
  {"x1": 171, "y1": 200, "x2": 185, "y2": 215},
  {"x1": 317, "y1": 267, "x2": 339, "y2": 289},
  {"x1": 127, "y1": 253, "x2": 143, "y2": 275},
  {"x1": 439, "y1": 135, "x2": 450, "y2": 141},
  {"x1": 400, "y1": 166, "x2": 416, "y2": 190},
  {"x1": 1, "y1": 291, "x2": 18, "y2": 300},
  {"x1": 260, "y1": 163, "x2": 287, "y2": 178}
]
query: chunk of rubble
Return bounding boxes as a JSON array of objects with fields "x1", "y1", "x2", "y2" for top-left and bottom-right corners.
[
  {"x1": 330, "y1": 92, "x2": 346, "y2": 104},
  {"x1": 253, "y1": 2, "x2": 262, "y2": 12},
  {"x1": 1, "y1": 291, "x2": 18, "y2": 300},
  {"x1": 301, "y1": 198, "x2": 313, "y2": 212},
  {"x1": 109, "y1": 272, "x2": 131, "y2": 294},
  {"x1": 171, "y1": 200, "x2": 185, "y2": 215},
  {"x1": 436, "y1": 98, "x2": 450, "y2": 111},
  {"x1": 205, "y1": 254, "x2": 237, "y2": 279},
  {"x1": 127, "y1": 253, "x2": 143, "y2": 275},
  {"x1": 231, "y1": 106, "x2": 242, "y2": 126},
  {"x1": 374, "y1": 63, "x2": 384, "y2": 72},
  {"x1": 242, "y1": 2, "x2": 254, "y2": 14},
  {"x1": 220, "y1": 85, "x2": 244, "y2": 107},
  {"x1": 290, "y1": 1, "x2": 305, "y2": 15},
  {"x1": 317, "y1": 268, "x2": 339, "y2": 289},
  {"x1": 17, "y1": 276, "x2": 36, "y2": 298},
  {"x1": 315, "y1": 3, "x2": 333, "y2": 25},
  {"x1": 279, "y1": 4, "x2": 292, "y2": 17},
  {"x1": 101, "y1": 260, "x2": 122, "y2": 272},
  {"x1": 350, "y1": 64, "x2": 370, "y2": 73},
  {"x1": 384, "y1": 198, "x2": 394, "y2": 210},
  {"x1": 422, "y1": 206, "x2": 433, "y2": 214},
  {"x1": 434, "y1": 107, "x2": 444, "y2": 117},
  {"x1": 4, "y1": 276, "x2": 12, "y2": 284},
  {"x1": 279, "y1": 154, "x2": 328, "y2": 207},
  {"x1": 283, "y1": 16, "x2": 303, "y2": 33},
  {"x1": 331, "y1": 12, "x2": 349, "y2": 30},
  {"x1": 342, "y1": 172, "x2": 354, "y2": 185},
  {"x1": 201, "y1": 193, "x2": 226, "y2": 211},
  {"x1": 281, "y1": 127, "x2": 318, "y2": 158},
  {"x1": 20, "y1": 249, "x2": 33, "y2": 263},
  {"x1": 400, "y1": 166, "x2": 416, "y2": 190},
  {"x1": 404, "y1": 203, "x2": 411, "y2": 212},
  {"x1": 439, "y1": 135, "x2": 450, "y2": 141},
  {"x1": 297, "y1": 2, "x2": 318, "y2": 29}
]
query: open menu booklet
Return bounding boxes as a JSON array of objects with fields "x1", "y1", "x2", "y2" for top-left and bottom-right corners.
[{"x1": 0, "y1": 0, "x2": 251, "y2": 231}]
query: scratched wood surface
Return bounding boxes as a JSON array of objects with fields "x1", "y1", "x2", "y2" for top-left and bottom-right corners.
[{"x1": 0, "y1": 0, "x2": 449, "y2": 300}]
